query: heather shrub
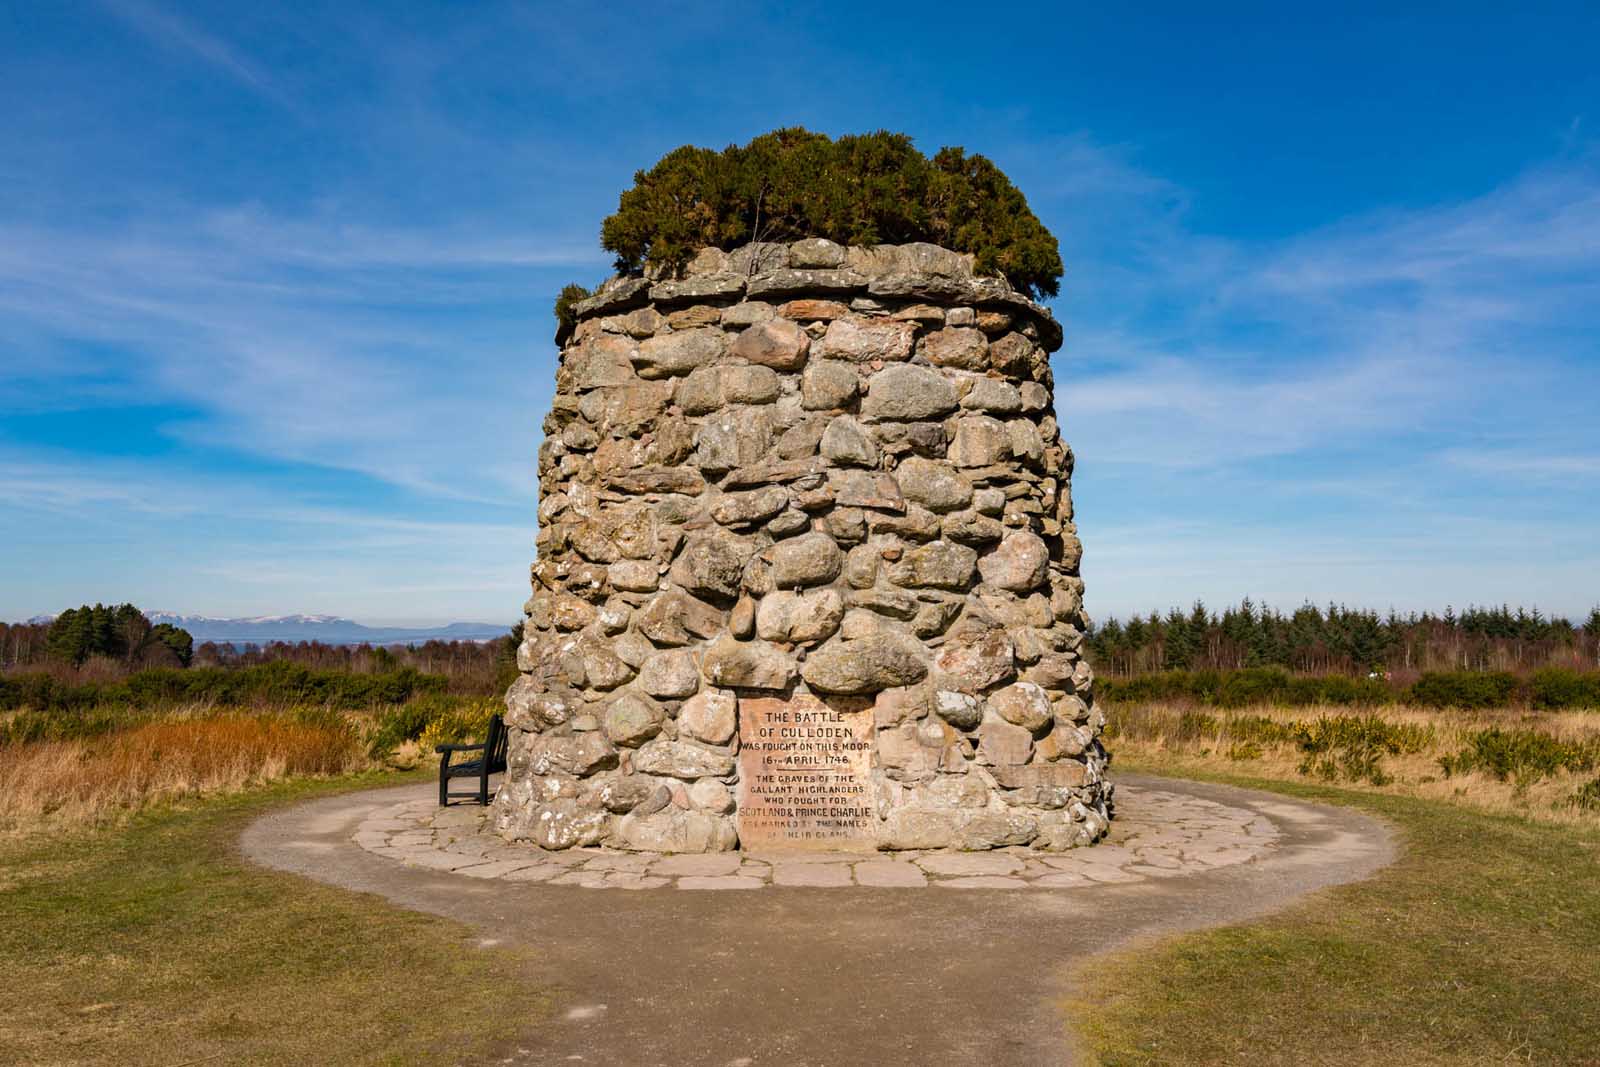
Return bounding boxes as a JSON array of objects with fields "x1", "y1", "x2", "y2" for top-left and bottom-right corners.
[
  {"x1": 0, "y1": 661, "x2": 448, "y2": 716},
  {"x1": 1407, "y1": 671, "x2": 1519, "y2": 709},
  {"x1": 1528, "y1": 668, "x2": 1600, "y2": 710},
  {"x1": 1098, "y1": 669, "x2": 1392, "y2": 708},
  {"x1": 594, "y1": 128, "x2": 1063, "y2": 300},
  {"x1": 553, "y1": 282, "x2": 592, "y2": 333}
]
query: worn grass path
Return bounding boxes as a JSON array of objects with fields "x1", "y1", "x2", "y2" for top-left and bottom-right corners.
[{"x1": 242, "y1": 773, "x2": 1391, "y2": 1065}]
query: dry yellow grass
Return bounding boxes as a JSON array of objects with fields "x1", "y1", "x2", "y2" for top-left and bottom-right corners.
[
  {"x1": 1105, "y1": 700, "x2": 1600, "y2": 826},
  {"x1": 0, "y1": 715, "x2": 369, "y2": 828}
]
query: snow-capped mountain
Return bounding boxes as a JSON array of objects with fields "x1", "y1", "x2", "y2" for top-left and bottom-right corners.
[{"x1": 145, "y1": 612, "x2": 508, "y2": 646}]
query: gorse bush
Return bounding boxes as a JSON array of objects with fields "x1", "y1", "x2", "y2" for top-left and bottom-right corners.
[
  {"x1": 1437, "y1": 728, "x2": 1599, "y2": 784},
  {"x1": 1293, "y1": 715, "x2": 1434, "y2": 786},
  {"x1": 594, "y1": 128, "x2": 1063, "y2": 300},
  {"x1": 0, "y1": 661, "x2": 448, "y2": 718},
  {"x1": 416, "y1": 699, "x2": 499, "y2": 753},
  {"x1": 1103, "y1": 704, "x2": 1435, "y2": 786},
  {"x1": 1293, "y1": 715, "x2": 1435, "y2": 756},
  {"x1": 1173, "y1": 711, "x2": 1220, "y2": 742},
  {"x1": 1099, "y1": 669, "x2": 1391, "y2": 709},
  {"x1": 1097, "y1": 667, "x2": 1600, "y2": 710},
  {"x1": 1406, "y1": 671, "x2": 1520, "y2": 710},
  {"x1": 1225, "y1": 715, "x2": 1300, "y2": 745},
  {"x1": 1528, "y1": 668, "x2": 1600, "y2": 710},
  {"x1": 0, "y1": 706, "x2": 141, "y2": 747},
  {"x1": 365, "y1": 694, "x2": 498, "y2": 759}
]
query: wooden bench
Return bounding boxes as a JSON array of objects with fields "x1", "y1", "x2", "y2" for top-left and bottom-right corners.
[{"x1": 436, "y1": 714, "x2": 508, "y2": 806}]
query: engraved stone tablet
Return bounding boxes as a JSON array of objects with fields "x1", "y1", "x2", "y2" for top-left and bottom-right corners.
[{"x1": 736, "y1": 694, "x2": 876, "y2": 850}]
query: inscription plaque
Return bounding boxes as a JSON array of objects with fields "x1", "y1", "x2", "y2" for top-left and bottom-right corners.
[{"x1": 736, "y1": 694, "x2": 877, "y2": 850}]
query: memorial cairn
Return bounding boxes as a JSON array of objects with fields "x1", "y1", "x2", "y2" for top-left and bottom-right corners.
[{"x1": 494, "y1": 234, "x2": 1110, "y2": 854}]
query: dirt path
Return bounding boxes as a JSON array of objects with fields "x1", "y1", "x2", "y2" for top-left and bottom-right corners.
[{"x1": 240, "y1": 774, "x2": 1393, "y2": 1066}]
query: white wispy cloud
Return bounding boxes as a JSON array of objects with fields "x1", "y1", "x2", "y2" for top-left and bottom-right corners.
[
  {"x1": 1043, "y1": 146, "x2": 1600, "y2": 467},
  {"x1": 1438, "y1": 449, "x2": 1600, "y2": 479},
  {"x1": 97, "y1": 0, "x2": 288, "y2": 106},
  {"x1": 0, "y1": 202, "x2": 610, "y2": 502},
  {"x1": 1011, "y1": 140, "x2": 1600, "y2": 616}
]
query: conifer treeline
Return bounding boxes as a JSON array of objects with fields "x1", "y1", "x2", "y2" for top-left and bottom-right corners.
[
  {"x1": 1089, "y1": 601, "x2": 1600, "y2": 676},
  {"x1": 1, "y1": 605, "x2": 195, "y2": 669}
]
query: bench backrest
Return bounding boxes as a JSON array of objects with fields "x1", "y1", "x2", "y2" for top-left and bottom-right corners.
[{"x1": 485, "y1": 714, "x2": 509, "y2": 773}]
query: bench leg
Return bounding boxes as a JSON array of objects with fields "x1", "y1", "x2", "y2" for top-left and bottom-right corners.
[
  {"x1": 478, "y1": 769, "x2": 490, "y2": 806},
  {"x1": 439, "y1": 758, "x2": 450, "y2": 807}
]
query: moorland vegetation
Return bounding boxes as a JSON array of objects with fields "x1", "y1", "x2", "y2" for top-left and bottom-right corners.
[
  {"x1": 4, "y1": 600, "x2": 1598, "y2": 825},
  {"x1": 0, "y1": 606, "x2": 516, "y2": 824}
]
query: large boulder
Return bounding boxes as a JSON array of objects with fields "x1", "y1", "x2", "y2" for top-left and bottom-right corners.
[
  {"x1": 801, "y1": 632, "x2": 929, "y2": 694},
  {"x1": 700, "y1": 634, "x2": 798, "y2": 690},
  {"x1": 862, "y1": 364, "x2": 957, "y2": 421},
  {"x1": 770, "y1": 532, "x2": 843, "y2": 588},
  {"x1": 633, "y1": 738, "x2": 737, "y2": 779},
  {"x1": 978, "y1": 530, "x2": 1050, "y2": 592},
  {"x1": 886, "y1": 541, "x2": 978, "y2": 590},
  {"x1": 602, "y1": 690, "x2": 666, "y2": 746},
  {"x1": 634, "y1": 327, "x2": 723, "y2": 378},
  {"x1": 731, "y1": 319, "x2": 810, "y2": 370},
  {"x1": 636, "y1": 651, "x2": 700, "y2": 699},
  {"x1": 669, "y1": 532, "x2": 753, "y2": 601},
  {"x1": 679, "y1": 688, "x2": 737, "y2": 744},
  {"x1": 815, "y1": 317, "x2": 915, "y2": 362},
  {"x1": 894, "y1": 458, "x2": 972, "y2": 512},
  {"x1": 934, "y1": 629, "x2": 1017, "y2": 690},
  {"x1": 613, "y1": 809, "x2": 738, "y2": 853},
  {"x1": 755, "y1": 589, "x2": 845, "y2": 644},
  {"x1": 987, "y1": 682, "x2": 1054, "y2": 733},
  {"x1": 520, "y1": 799, "x2": 608, "y2": 850}
]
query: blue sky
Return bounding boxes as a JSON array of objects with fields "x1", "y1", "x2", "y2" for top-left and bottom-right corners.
[{"x1": 2, "y1": 1, "x2": 1597, "y2": 625}]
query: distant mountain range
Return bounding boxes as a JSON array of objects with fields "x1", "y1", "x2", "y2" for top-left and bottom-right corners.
[{"x1": 141, "y1": 613, "x2": 510, "y2": 646}]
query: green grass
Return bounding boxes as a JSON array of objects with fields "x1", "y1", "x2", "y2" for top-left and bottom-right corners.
[
  {"x1": 1074, "y1": 758, "x2": 1600, "y2": 1066},
  {"x1": 0, "y1": 770, "x2": 547, "y2": 1066}
]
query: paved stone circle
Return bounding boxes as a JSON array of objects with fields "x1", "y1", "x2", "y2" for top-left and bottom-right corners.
[{"x1": 352, "y1": 782, "x2": 1279, "y2": 891}]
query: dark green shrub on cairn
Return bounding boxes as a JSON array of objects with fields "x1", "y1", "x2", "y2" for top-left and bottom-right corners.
[
  {"x1": 555, "y1": 127, "x2": 1063, "y2": 327},
  {"x1": 553, "y1": 283, "x2": 593, "y2": 335}
]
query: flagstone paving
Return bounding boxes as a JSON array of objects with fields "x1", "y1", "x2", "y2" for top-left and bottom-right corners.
[
  {"x1": 241, "y1": 773, "x2": 1393, "y2": 1066},
  {"x1": 350, "y1": 784, "x2": 1280, "y2": 891}
]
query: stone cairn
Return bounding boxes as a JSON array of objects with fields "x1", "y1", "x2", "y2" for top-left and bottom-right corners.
[{"x1": 494, "y1": 238, "x2": 1110, "y2": 854}]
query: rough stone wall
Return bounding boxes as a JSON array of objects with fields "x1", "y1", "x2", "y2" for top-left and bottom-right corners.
[{"x1": 493, "y1": 238, "x2": 1110, "y2": 853}]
